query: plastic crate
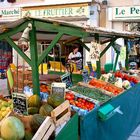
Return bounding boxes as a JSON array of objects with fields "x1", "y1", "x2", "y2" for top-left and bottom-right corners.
[
  {"x1": 55, "y1": 113, "x2": 79, "y2": 140},
  {"x1": 104, "y1": 63, "x2": 113, "y2": 73}
]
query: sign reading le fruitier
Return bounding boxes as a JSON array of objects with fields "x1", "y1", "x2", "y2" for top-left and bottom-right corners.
[{"x1": 22, "y1": 4, "x2": 89, "y2": 18}]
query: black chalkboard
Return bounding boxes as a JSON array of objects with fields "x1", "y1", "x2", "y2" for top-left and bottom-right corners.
[
  {"x1": 12, "y1": 93, "x2": 28, "y2": 115},
  {"x1": 61, "y1": 73, "x2": 72, "y2": 88}
]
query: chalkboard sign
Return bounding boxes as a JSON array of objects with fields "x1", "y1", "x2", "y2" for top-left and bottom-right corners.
[
  {"x1": 61, "y1": 73, "x2": 72, "y2": 88},
  {"x1": 12, "y1": 93, "x2": 28, "y2": 115},
  {"x1": 87, "y1": 61, "x2": 96, "y2": 77},
  {"x1": 51, "y1": 82, "x2": 66, "y2": 98}
]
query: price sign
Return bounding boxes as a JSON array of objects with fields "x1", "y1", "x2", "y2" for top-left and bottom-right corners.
[
  {"x1": 51, "y1": 82, "x2": 66, "y2": 98},
  {"x1": 87, "y1": 61, "x2": 96, "y2": 77},
  {"x1": 12, "y1": 93, "x2": 28, "y2": 115},
  {"x1": 61, "y1": 73, "x2": 72, "y2": 88}
]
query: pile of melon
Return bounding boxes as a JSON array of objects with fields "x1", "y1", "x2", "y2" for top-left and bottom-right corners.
[
  {"x1": 0, "y1": 94, "x2": 65, "y2": 140},
  {"x1": 28, "y1": 94, "x2": 64, "y2": 116}
]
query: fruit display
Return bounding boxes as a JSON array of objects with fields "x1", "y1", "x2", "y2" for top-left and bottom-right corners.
[
  {"x1": 100, "y1": 72, "x2": 139, "y2": 89},
  {"x1": 27, "y1": 94, "x2": 64, "y2": 116},
  {"x1": 89, "y1": 78, "x2": 123, "y2": 95},
  {"x1": 65, "y1": 92, "x2": 95, "y2": 111},
  {"x1": 0, "y1": 98, "x2": 13, "y2": 121},
  {"x1": 0, "y1": 93, "x2": 66, "y2": 140},
  {"x1": 69, "y1": 85, "x2": 111, "y2": 104}
]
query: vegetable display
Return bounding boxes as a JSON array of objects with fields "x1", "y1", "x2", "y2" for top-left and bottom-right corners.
[
  {"x1": 69, "y1": 85, "x2": 111, "y2": 104},
  {"x1": 114, "y1": 71, "x2": 139, "y2": 84},
  {"x1": 89, "y1": 78, "x2": 123, "y2": 95},
  {"x1": 65, "y1": 92, "x2": 95, "y2": 111}
]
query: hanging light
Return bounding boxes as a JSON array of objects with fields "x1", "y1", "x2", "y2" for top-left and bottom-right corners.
[{"x1": 18, "y1": 23, "x2": 32, "y2": 52}]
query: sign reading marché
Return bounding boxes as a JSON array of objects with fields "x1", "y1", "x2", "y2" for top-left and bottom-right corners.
[
  {"x1": 112, "y1": 6, "x2": 140, "y2": 20},
  {"x1": 0, "y1": 7, "x2": 21, "y2": 21}
]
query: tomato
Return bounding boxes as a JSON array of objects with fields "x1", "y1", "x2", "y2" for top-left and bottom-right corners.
[
  {"x1": 133, "y1": 78, "x2": 138, "y2": 84},
  {"x1": 65, "y1": 92, "x2": 75, "y2": 100},
  {"x1": 69, "y1": 100, "x2": 75, "y2": 105},
  {"x1": 77, "y1": 102, "x2": 82, "y2": 108}
]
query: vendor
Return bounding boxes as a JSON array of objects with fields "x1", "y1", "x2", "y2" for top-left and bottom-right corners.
[{"x1": 68, "y1": 44, "x2": 82, "y2": 70}]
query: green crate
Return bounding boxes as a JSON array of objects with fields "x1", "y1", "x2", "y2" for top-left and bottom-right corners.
[
  {"x1": 55, "y1": 113, "x2": 79, "y2": 140},
  {"x1": 104, "y1": 63, "x2": 113, "y2": 73}
]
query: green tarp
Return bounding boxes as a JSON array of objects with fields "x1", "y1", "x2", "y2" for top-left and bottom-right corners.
[{"x1": 80, "y1": 84, "x2": 140, "y2": 140}]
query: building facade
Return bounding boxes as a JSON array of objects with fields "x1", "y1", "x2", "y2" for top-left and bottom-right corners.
[
  {"x1": 103, "y1": 0, "x2": 140, "y2": 68},
  {"x1": 0, "y1": 0, "x2": 105, "y2": 68}
]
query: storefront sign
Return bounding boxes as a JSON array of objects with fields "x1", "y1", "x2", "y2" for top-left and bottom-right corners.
[
  {"x1": 0, "y1": 7, "x2": 21, "y2": 21},
  {"x1": 111, "y1": 6, "x2": 140, "y2": 20},
  {"x1": 22, "y1": 4, "x2": 89, "y2": 18}
]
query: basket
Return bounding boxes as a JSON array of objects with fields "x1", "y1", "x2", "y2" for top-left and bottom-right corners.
[{"x1": 12, "y1": 69, "x2": 32, "y2": 92}]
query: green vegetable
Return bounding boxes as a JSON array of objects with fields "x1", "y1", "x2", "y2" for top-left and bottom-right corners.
[{"x1": 70, "y1": 85, "x2": 111, "y2": 103}]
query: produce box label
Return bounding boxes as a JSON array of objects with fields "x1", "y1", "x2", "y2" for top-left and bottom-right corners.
[
  {"x1": 51, "y1": 82, "x2": 66, "y2": 98},
  {"x1": 12, "y1": 93, "x2": 28, "y2": 115},
  {"x1": 61, "y1": 73, "x2": 72, "y2": 88}
]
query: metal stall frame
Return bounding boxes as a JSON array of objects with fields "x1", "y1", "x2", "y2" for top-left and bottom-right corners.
[{"x1": 0, "y1": 17, "x2": 139, "y2": 95}]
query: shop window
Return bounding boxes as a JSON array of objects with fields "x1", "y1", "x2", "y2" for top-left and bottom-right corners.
[{"x1": 124, "y1": 22, "x2": 140, "y2": 32}]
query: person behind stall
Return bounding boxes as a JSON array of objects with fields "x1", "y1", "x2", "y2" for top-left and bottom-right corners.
[{"x1": 68, "y1": 44, "x2": 82, "y2": 70}]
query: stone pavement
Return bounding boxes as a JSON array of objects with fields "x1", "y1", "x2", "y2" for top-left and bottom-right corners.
[
  {"x1": 128, "y1": 125, "x2": 140, "y2": 140},
  {"x1": 0, "y1": 79, "x2": 140, "y2": 140}
]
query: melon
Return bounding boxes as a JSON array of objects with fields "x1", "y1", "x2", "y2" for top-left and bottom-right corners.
[
  {"x1": 30, "y1": 114, "x2": 45, "y2": 133},
  {"x1": 24, "y1": 130, "x2": 33, "y2": 140},
  {"x1": 47, "y1": 94, "x2": 64, "y2": 108},
  {"x1": 1, "y1": 116, "x2": 25, "y2": 140},
  {"x1": 28, "y1": 107, "x2": 39, "y2": 115},
  {"x1": 28, "y1": 95, "x2": 41, "y2": 108},
  {"x1": 39, "y1": 103, "x2": 54, "y2": 116}
]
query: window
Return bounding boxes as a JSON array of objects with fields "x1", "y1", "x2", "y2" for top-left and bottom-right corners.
[{"x1": 124, "y1": 22, "x2": 140, "y2": 32}]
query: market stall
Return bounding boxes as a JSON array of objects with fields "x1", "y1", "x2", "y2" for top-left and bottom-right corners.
[{"x1": 0, "y1": 17, "x2": 140, "y2": 140}]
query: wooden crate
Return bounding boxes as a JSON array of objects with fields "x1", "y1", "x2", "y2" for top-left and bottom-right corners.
[
  {"x1": 32, "y1": 116, "x2": 55, "y2": 140},
  {"x1": 32, "y1": 101, "x2": 71, "y2": 140},
  {"x1": 51, "y1": 100, "x2": 71, "y2": 127}
]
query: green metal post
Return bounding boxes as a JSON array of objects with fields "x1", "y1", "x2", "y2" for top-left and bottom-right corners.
[
  {"x1": 29, "y1": 21, "x2": 40, "y2": 95},
  {"x1": 5, "y1": 37, "x2": 32, "y2": 66},
  {"x1": 38, "y1": 32, "x2": 63, "y2": 65},
  {"x1": 113, "y1": 52, "x2": 119, "y2": 72},
  {"x1": 100, "y1": 37, "x2": 117, "y2": 57},
  {"x1": 125, "y1": 39, "x2": 129, "y2": 70},
  {"x1": 76, "y1": 40, "x2": 90, "y2": 52},
  {"x1": 95, "y1": 34, "x2": 101, "y2": 79}
]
